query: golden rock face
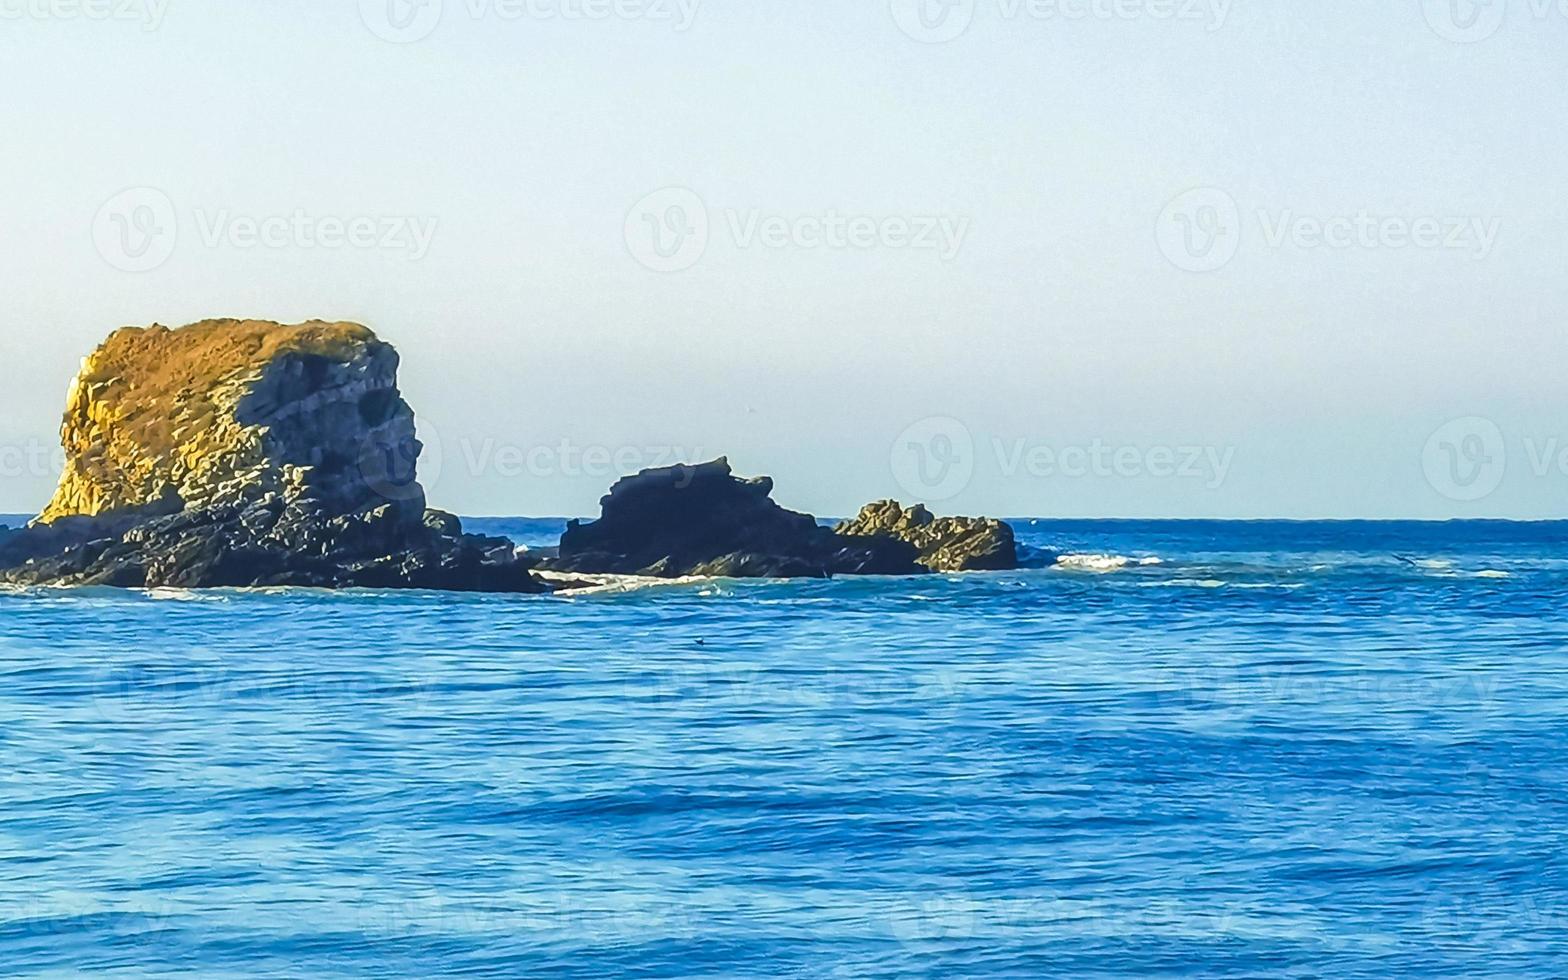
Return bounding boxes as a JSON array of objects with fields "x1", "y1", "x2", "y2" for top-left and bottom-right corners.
[
  {"x1": 835, "y1": 500, "x2": 1016, "y2": 572},
  {"x1": 37, "y1": 319, "x2": 420, "y2": 525}
]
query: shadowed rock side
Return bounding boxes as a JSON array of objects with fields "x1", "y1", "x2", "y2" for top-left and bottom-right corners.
[
  {"x1": 0, "y1": 319, "x2": 548, "y2": 592},
  {"x1": 836, "y1": 500, "x2": 1016, "y2": 572},
  {"x1": 545, "y1": 458, "x2": 923, "y2": 578},
  {"x1": 543, "y1": 458, "x2": 1016, "y2": 578}
]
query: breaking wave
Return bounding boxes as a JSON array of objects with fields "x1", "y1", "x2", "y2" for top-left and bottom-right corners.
[{"x1": 1053, "y1": 553, "x2": 1165, "y2": 573}]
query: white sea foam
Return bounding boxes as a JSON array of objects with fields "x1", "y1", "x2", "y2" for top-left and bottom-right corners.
[
  {"x1": 536, "y1": 570, "x2": 715, "y2": 596},
  {"x1": 1136, "y1": 579, "x2": 1305, "y2": 590},
  {"x1": 1054, "y1": 554, "x2": 1163, "y2": 573},
  {"x1": 1402, "y1": 558, "x2": 1511, "y2": 580},
  {"x1": 144, "y1": 588, "x2": 231, "y2": 603}
]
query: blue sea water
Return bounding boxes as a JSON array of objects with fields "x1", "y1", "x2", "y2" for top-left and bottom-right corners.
[{"x1": 3, "y1": 516, "x2": 1568, "y2": 977}]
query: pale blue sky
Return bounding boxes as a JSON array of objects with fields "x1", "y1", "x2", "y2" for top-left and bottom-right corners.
[{"x1": 2, "y1": 1, "x2": 1566, "y2": 518}]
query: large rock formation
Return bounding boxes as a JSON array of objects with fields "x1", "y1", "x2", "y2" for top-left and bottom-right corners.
[
  {"x1": 0, "y1": 320, "x2": 1019, "y2": 590},
  {"x1": 0, "y1": 319, "x2": 547, "y2": 592},
  {"x1": 38, "y1": 319, "x2": 419, "y2": 523},
  {"x1": 544, "y1": 458, "x2": 1016, "y2": 578},
  {"x1": 836, "y1": 501, "x2": 1016, "y2": 572}
]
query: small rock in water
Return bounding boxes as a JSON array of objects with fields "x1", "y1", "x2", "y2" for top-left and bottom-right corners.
[{"x1": 836, "y1": 500, "x2": 1016, "y2": 572}]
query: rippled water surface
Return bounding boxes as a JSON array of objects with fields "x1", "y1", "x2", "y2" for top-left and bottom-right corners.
[{"x1": 3, "y1": 518, "x2": 1568, "y2": 977}]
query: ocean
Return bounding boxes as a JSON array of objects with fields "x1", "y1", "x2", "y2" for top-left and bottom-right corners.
[{"x1": 2, "y1": 516, "x2": 1566, "y2": 977}]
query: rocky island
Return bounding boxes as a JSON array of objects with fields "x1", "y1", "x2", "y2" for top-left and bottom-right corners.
[
  {"x1": 0, "y1": 319, "x2": 543, "y2": 590},
  {"x1": 543, "y1": 458, "x2": 1014, "y2": 578},
  {"x1": 0, "y1": 319, "x2": 1017, "y2": 590}
]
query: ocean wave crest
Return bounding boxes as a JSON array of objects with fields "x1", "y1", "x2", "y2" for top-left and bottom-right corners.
[
  {"x1": 535, "y1": 570, "x2": 718, "y2": 596},
  {"x1": 1053, "y1": 554, "x2": 1164, "y2": 573}
]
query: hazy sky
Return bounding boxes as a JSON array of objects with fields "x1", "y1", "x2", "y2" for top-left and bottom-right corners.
[{"x1": 2, "y1": 0, "x2": 1566, "y2": 519}]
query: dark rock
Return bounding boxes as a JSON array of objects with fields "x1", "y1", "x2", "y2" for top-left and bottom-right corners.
[
  {"x1": 423, "y1": 509, "x2": 464, "y2": 538},
  {"x1": 836, "y1": 501, "x2": 1017, "y2": 572},
  {"x1": 544, "y1": 458, "x2": 924, "y2": 578},
  {"x1": 0, "y1": 500, "x2": 545, "y2": 592}
]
